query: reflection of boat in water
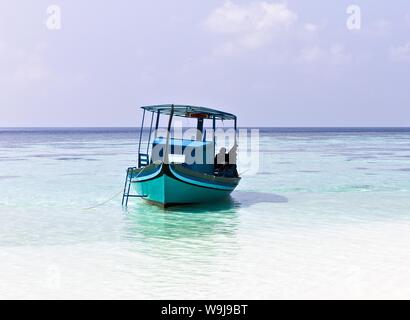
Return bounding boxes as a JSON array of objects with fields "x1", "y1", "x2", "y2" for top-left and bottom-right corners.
[
  {"x1": 124, "y1": 199, "x2": 239, "y2": 241},
  {"x1": 123, "y1": 104, "x2": 241, "y2": 207}
]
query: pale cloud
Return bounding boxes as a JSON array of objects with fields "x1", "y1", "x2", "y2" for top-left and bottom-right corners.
[
  {"x1": 406, "y1": 13, "x2": 410, "y2": 26},
  {"x1": 371, "y1": 20, "x2": 392, "y2": 36},
  {"x1": 389, "y1": 43, "x2": 410, "y2": 62},
  {"x1": 298, "y1": 44, "x2": 351, "y2": 64},
  {"x1": 205, "y1": 0, "x2": 297, "y2": 54},
  {"x1": 13, "y1": 64, "x2": 50, "y2": 83},
  {"x1": 0, "y1": 42, "x2": 50, "y2": 86},
  {"x1": 304, "y1": 23, "x2": 319, "y2": 33},
  {"x1": 329, "y1": 44, "x2": 352, "y2": 63},
  {"x1": 298, "y1": 46, "x2": 322, "y2": 63},
  {"x1": 204, "y1": 1, "x2": 350, "y2": 64}
]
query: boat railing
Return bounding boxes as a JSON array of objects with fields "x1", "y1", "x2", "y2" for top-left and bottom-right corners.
[{"x1": 138, "y1": 153, "x2": 149, "y2": 168}]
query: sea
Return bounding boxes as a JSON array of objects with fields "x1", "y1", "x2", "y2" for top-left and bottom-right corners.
[{"x1": 0, "y1": 127, "x2": 409, "y2": 299}]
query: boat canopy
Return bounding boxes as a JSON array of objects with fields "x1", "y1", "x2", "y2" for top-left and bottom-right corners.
[
  {"x1": 136, "y1": 104, "x2": 238, "y2": 169},
  {"x1": 141, "y1": 104, "x2": 237, "y2": 121}
]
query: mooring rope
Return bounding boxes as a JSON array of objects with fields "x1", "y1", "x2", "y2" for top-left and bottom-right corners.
[
  {"x1": 83, "y1": 166, "x2": 150, "y2": 210},
  {"x1": 82, "y1": 190, "x2": 124, "y2": 210},
  {"x1": 239, "y1": 168, "x2": 250, "y2": 176}
]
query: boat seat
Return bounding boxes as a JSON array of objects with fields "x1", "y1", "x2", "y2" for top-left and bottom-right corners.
[{"x1": 214, "y1": 164, "x2": 239, "y2": 178}]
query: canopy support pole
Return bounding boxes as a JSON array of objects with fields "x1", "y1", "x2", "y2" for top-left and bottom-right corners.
[
  {"x1": 137, "y1": 109, "x2": 146, "y2": 167},
  {"x1": 212, "y1": 116, "x2": 216, "y2": 154},
  {"x1": 234, "y1": 118, "x2": 238, "y2": 147},
  {"x1": 164, "y1": 105, "x2": 174, "y2": 164},
  {"x1": 196, "y1": 118, "x2": 204, "y2": 141},
  {"x1": 146, "y1": 111, "x2": 155, "y2": 155}
]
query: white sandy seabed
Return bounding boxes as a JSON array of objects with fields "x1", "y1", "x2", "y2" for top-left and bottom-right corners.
[{"x1": 0, "y1": 129, "x2": 410, "y2": 299}]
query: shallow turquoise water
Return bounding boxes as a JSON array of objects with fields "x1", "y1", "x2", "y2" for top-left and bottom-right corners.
[{"x1": 1, "y1": 128, "x2": 410, "y2": 299}]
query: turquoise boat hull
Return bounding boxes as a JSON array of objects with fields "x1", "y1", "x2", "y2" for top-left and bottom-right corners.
[{"x1": 131, "y1": 163, "x2": 240, "y2": 207}]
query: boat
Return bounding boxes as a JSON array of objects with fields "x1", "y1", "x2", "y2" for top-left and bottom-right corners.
[{"x1": 122, "y1": 104, "x2": 241, "y2": 207}]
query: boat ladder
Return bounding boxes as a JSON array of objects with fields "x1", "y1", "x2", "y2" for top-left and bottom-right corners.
[{"x1": 122, "y1": 167, "x2": 147, "y2": 207}]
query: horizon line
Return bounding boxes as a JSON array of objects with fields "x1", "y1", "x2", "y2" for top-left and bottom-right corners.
[{"x1": 1, "y1": 126, "x2": 410, "y2": 129}]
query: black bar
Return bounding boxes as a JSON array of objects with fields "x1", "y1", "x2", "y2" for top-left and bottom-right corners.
[{"x1": 0, "y1": 300, "x2": 400, "y2": 318}]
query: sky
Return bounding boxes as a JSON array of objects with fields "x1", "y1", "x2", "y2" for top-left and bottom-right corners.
[{"x1": 0, "y1": 0, "x2": 409, "y2": 127}]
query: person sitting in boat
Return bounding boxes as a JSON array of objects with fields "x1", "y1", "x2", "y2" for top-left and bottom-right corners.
[
  {"x1": 215, "y1": 147, "x2": 228, "y2": 169},
  {"x1": 214, "y1": 146, "x2": 238, "y2": 177}
]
